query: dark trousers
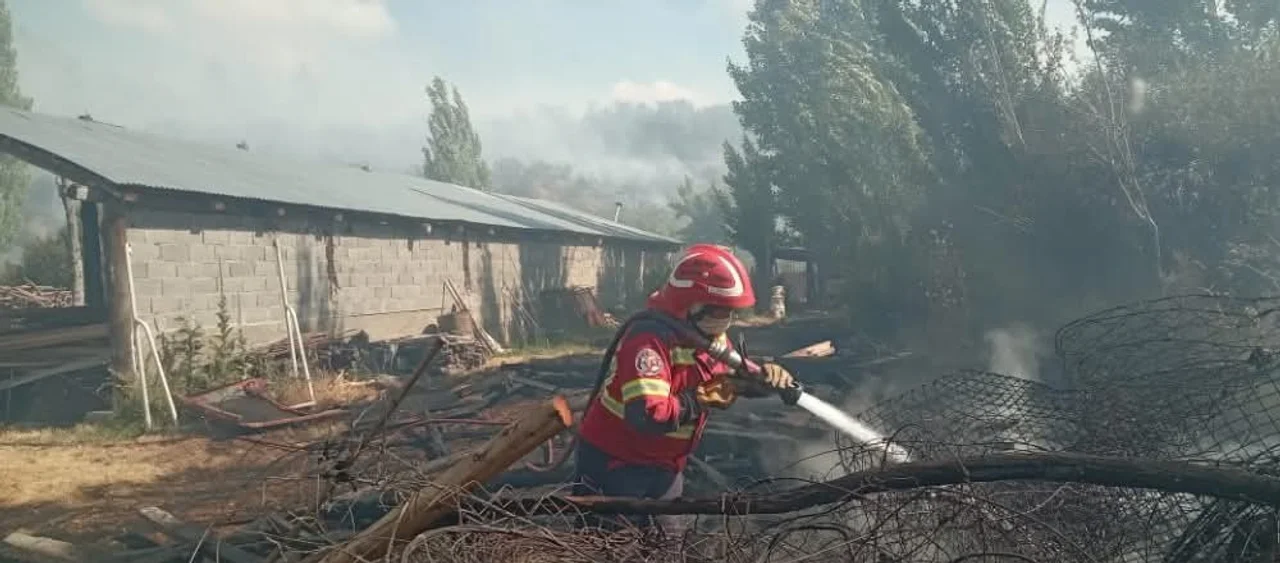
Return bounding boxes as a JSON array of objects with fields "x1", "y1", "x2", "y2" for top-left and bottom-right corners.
[{"x1": 572, "y1": 440, "x2": 686, "y2": 534}]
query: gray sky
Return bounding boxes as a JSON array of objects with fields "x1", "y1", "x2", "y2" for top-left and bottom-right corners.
[{"x1": 9, "y1": 0, "x2": 1082, "y2": 176}]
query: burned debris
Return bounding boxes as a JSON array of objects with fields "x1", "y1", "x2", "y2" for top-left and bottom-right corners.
[{"x1": 3, "y1": 296, "x2": 1279, "y2": 562}]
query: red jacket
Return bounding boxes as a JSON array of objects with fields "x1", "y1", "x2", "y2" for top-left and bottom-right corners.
[{"x1": 578, "y1": 315, "x2": 734, "y2": 473}]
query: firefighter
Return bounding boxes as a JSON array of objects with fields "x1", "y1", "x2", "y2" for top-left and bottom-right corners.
[{"x1": 573, "y1": 244, "x2": 796, "y2": 532}]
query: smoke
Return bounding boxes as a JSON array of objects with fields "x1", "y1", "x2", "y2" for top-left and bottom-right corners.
[
  {"x1": 144, "y1": 99, "x2": 742, "y2": 205},
  {"x1": 984, "y1": 323, "x2": 1042, "y2": 381},
  {"x1": 2, "y1": 170, "x2": 64, "y2": 267},
  {"x1": 479, "y1": 100, "x2": 740, "y2": 193},
  {"x1": 984, "y1": 323, "x2": 1051, "y2": 452}
]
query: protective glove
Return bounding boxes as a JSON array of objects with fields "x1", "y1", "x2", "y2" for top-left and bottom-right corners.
[
  {"x1": 761, "y1": 362, "x2": 796, "y2": 390},
  {"x1": 695, "y1": 376, "x2": 738, "y2": 409},
  {"x1": 737, "y1": 362, "x2": 797, "y2": 399}
]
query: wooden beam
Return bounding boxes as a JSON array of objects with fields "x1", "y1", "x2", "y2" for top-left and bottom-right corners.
[
  {"x1": 781, "y1": 340, "x2": 835, "y2": 359},
  {"x1": 0, "y1": 324, "x2": 109, "y2": 353},
  {"x1": 313, "y1": 395, "x2": 574, "y2": 563},
  {"x1": 103, "y1": 205, "x2": 133, "y2": 411},
  {"x1": 0, "y1": 356, "x2": 109, "y2": 392}
]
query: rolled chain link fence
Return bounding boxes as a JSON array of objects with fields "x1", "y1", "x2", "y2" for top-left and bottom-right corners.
[{"x1": 821, "y1": 294, "x2": 1280, "y2": 563}]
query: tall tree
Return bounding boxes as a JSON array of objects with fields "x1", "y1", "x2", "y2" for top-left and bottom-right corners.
[
  {"x1": 729, "y1": 0, "x2": 932, "y2": 326},
  {"x1": 668, "y1": 176, "x2": 727, "y2": 244},
  {"x1": 422, "y1": 76, "x2": 492, "y2": 190},
  {"x1": 0, "y1": 0, "x2": 32, "y2": 251}
]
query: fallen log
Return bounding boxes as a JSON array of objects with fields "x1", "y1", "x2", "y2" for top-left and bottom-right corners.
[
  {"x1": 479, "y1": 451, "x2": 1280, "y2": 516},
  {"x1": 311, "y1": 395, "x2": 574, "y2": 563}
]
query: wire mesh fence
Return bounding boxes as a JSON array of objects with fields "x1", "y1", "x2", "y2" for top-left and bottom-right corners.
[{"x1": 810, "y1": 294, "x2": 1280, "y2": 562}]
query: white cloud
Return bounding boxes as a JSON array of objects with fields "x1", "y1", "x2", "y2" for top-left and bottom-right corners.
[
  {"x1": 82, "y1": 0, "x2": 396, "y2": 74},
  {"x1": 609, "y1": 80, "x2": 702, "y2": 105}
]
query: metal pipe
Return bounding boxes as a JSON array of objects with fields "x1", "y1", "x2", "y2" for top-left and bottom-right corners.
[
  {"x1": 125, "y1": 243, "x2": 151, "y2": 429},
  {"x1": 125, "y1": 243, "x2": 179, "y2": 427},
  {"x1": 273, "y1": 239, "x2": 316, "y2": 404},
  {"x1": 273, "y1": 239, "x2": 300, "y2": 380}
]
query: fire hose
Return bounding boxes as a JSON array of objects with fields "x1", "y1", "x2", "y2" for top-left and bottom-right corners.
[{"x1": 525, "y1": 309, "x2": 911, "y2": 474}]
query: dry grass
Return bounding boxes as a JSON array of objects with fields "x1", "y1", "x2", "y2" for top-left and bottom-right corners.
[
  {"x1": 487, "y1": 342, "x2": 599, "y2": 367},
  {"x1": 270, "y1": 371, "x2": 385, "y2": 410},
  {"x1": 0, "y1": 421, "x2": 156, "y2": 446}
]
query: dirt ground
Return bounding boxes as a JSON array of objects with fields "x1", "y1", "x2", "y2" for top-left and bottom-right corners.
[
  {"x1": 0, "y1": 313, "x2": 867, "y2": 547},
  {"x1": 0, "y1": 426, "x2": 338, "y2": 545}
]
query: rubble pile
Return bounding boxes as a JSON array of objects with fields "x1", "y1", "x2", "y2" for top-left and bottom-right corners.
[
  {"x1": 0, "y1": 283, "x2": 73, "y2": 309},
  {"x1": 436, "y1": 335, "x2": 490, "y2": 374},
  {"x1": 252, "y1": 330, "x2": 365, "y2": 371}
]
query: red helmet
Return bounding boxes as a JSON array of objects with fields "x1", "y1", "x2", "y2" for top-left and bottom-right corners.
[{"x1": 649, "y1": 244, "x2": 755, "y2": 316}]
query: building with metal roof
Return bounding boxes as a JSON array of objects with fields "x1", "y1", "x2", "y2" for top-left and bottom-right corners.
[
  {"x1": 0, "y1": 107, "x2": 680, "y2": 396},
  {"x1": 0, "y1": 107, "x2": 680, "y2": 246}
]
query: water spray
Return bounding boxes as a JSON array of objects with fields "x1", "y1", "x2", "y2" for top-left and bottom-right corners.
[{"x1": 701, "y1": 332, "x2": 912, "y2": 464}]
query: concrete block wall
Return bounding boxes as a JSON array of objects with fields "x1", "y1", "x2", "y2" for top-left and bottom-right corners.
[{"x1": 125, "y1": 208, "x2": 649, "y2": 345}]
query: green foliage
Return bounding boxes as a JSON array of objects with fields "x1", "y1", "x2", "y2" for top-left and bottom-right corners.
[
  {"x1": 422, "y1": 76, "x2": 492, "y2": 190},
  {"x1": 728, "y1": 0, "x2": 933, "y2": 327},
  {"x1": 718, "y1": 138, "x2": 782, "y2": 308},
  {"x1": 0, "y1": 0, "x2": 32, "y2": 251},
  {"x1": 725, "y1": 0, "x2": 1280, "y2": 342},
  {"x1": 208, "y1": 291, "x2": 251, "y2": 381},
  {"x1": 153, "y1": 291, "x2": 254, "y2": 397}
]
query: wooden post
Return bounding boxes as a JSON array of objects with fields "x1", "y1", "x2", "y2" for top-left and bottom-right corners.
[
  {"x1": 103, "y1": 204, "x2": 133, "y2": 412},
  {"x1": 314, "y1": 396, "x2": 574, "y2": 563}
]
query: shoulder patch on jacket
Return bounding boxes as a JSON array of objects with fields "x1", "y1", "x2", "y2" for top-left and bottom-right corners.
[{"x1": 634, "y1": 347, "x2": 665, "y2": 377}]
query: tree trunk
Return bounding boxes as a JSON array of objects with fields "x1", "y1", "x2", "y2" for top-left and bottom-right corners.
[
  {"x1": 750, "y1": 242, "x2": 773, "y2": 313},
  {"x1": 62, "y1": 192, "x2": 84, "y2": 306}
]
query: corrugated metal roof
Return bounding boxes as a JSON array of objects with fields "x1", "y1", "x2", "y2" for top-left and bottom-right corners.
[{"x1": 0, "y1": 107, "x2": 681, "y2": 246}]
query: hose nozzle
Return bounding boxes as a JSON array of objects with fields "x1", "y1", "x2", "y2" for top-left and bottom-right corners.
[
  {"x1": 778, "y1": 383, "x2": 804, "y2": 406},
  {"x1": 707, "y1": 336, "x2": 804, "y2": 406}
]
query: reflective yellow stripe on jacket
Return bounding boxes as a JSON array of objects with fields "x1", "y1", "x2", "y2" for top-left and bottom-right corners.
[{"x1": 596, "y1": 368, "x2": 695, "y2": 440}]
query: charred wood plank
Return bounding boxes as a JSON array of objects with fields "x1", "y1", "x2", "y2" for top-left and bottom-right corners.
[
  {"x1": 2, "y1": 532, "x2": 82, "y2": 562},
  {"x1": 136, "y1": 507, "x2": 259, "y2": 563}
]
